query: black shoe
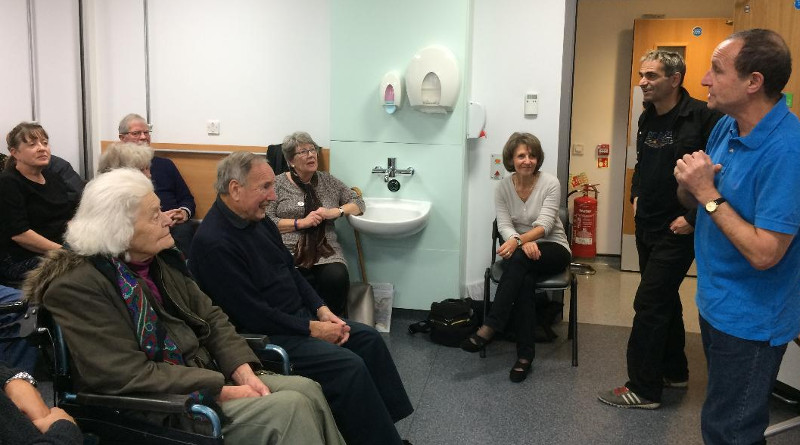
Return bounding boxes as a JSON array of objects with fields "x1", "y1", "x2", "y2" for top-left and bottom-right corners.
[
  {"x1": 460, "y1": 333, "x2": 492, "y2": 353},
  {"x1": 509, "y1": 358, "x2": 532, "y2": 383}
]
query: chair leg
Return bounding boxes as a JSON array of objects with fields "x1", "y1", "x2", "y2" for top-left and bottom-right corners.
[
  {"x1": 481, "y1": 268, "x2": 490, "y2": 359},
  {"x1": 569, "y1": 273, "x2": 578, "y2": 367}
]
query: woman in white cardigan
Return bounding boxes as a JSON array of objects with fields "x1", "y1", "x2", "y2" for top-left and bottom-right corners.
[{"x1": 461, "y1": 132, "x2": 571, "y2": 383}]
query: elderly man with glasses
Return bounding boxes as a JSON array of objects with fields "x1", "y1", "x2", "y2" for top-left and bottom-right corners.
[{"x1": 118, "y1": 113, "x2": 197, "y2": 258}]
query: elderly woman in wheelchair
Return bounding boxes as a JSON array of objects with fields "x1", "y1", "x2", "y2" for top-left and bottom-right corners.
[
  {"x1": 460, "y1": 132, "x2": 571, "y2": 383},
  {"x1": 24, "y1": 168, "x2": 345, "y2": 444}
]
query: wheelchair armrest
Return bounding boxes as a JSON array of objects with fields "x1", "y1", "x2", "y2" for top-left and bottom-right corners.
[
  {"x1": 241, "y1": 333, "x2": 269, "y2": 350},
  {"x1": 75, "y1": 392, "x2": 195, "y2": 414},
  {"x1": 0, "y1": 300, "x2": 27, "y2": 315},
  {"x1": 241, "y1": 333, "x2": 291, "y2": 375},
  {"x1": 73, "y1": 391, "x2": 223, "y2": 437}
]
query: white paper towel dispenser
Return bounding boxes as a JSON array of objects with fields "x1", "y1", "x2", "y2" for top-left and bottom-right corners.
[{"x1": 405, "y1": 45, "x2": 460, "y2": 114}]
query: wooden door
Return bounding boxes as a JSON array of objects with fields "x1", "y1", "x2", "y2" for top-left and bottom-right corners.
[
  {"x1": 620, "y1": 18, "x2": 733, "y2": 272},
  {"x1": 733, "y1": 0, "x2": 800, "y2": 117}
]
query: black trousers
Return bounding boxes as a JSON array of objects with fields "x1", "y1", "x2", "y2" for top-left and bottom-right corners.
[
  {"x1": 299, "y1": 262, "x2": 349, "y2": 316},
  {"x1": 270, "y1": 319, "x2": 413, "y2": 445},
  {"x1": 625, "y1": 226, "x2": 695, "y2": 402},
  {"x1": 484, "y1": 242, "x2": 571, "y2": 359}
]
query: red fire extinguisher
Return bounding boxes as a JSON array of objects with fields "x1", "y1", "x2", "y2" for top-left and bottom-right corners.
[{"x1": 569, "y1": 184, "x2": 599, "y2": 258}]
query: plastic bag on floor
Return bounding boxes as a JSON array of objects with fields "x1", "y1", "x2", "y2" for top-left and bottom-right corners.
[{"x1": 371, "y1": 282, "x2": 394, "y2": 332}]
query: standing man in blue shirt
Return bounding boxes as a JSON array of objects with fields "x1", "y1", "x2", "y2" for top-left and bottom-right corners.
[
  {"x1": 118, "y1": 114, "x2": 196, "y2": 257},
  {"x1": 675, "y1": 29, "x2": 800, "y2": 444}
]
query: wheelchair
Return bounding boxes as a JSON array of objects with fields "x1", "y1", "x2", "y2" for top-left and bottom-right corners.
[{"x1": 0, "y1": 299, "x2": 290, "y2": 444}]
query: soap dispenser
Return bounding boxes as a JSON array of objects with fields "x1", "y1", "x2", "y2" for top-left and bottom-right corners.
[{"x1": 380, "y1": 72, "x2": 403, "y2": 114}]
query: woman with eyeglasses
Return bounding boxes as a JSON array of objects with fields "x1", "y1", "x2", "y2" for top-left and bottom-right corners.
[
  {"x1": 0, "y1": 123, "x2": 79, "y2": 284},
  {"x1": 266, "y1": 131, "x2": 364, "y2": 316}
]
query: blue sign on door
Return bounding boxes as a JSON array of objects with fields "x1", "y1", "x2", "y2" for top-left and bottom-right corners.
[
  {"x1": 795, "y1": 0, "x2": 800, "y2": 10},
  {"x1": 692, "y1": 27, "x2": 702, "y2": 37}
]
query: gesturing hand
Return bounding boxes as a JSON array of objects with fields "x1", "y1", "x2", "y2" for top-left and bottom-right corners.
[{"x1": 674, "y1": 151, "x2": 722, "y2": 200}]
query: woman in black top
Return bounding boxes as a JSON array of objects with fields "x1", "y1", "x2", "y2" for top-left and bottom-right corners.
[{"x1": 0, "y1": 123, "x2": 78, "y2": 283}]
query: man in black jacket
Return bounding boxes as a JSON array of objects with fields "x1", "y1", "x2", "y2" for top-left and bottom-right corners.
[{"x1": 599, "y1": 50, "x2": 722, "y2": 409}]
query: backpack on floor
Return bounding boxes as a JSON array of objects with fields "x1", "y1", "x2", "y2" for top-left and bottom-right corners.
[{"x1": 408, "y1": 298, "x2": 478, "y2": 347}]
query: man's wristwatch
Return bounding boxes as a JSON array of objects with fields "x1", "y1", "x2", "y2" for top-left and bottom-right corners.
[
  {"x1": 5, "y1": 371, "x2": 37, "y2": 388},
  {"x1": 338, "y1": 207, "x2": 345, "y2": 218},
  {"x1": 704, "y1": 197, "x2": 727, "y2": 214},
  {"x1": 512, "y1": 235, "x2": 522, "y2": 247}
]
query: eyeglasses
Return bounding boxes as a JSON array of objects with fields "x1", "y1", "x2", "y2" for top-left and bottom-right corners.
[
  {"x1": 122, "y1": 130, "x2": 152, "y2": 137},
  {"x1": 296, "y1": 146, "x2": 320, "y2": 158}
]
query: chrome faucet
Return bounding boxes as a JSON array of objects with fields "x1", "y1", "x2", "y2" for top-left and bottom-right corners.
[{"x1": 372, "y1": 157, "x2": 414, "y2": 182}]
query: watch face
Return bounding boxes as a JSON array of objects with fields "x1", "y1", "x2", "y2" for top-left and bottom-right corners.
[{"x1": 705, "y1": 201, "x2": 718, "y2": 213}]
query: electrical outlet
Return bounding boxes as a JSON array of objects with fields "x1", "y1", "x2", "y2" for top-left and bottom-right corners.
[{"x1": 206, "y1": 120, "x2": 220, "y2": 135}]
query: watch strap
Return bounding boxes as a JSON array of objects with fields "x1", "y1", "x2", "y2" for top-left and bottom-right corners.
[{"x1": 6, "y1": 371, "x2": 37, "y2": 388}]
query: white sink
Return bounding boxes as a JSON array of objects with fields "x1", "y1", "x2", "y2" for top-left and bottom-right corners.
[{"x1": 348, "y1": 198, "x2": 431, "y2": 238}]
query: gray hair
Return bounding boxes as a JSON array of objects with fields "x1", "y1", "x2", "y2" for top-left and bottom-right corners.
[
  {"x1": 66, "y1": 168, "x2": 154, "y2": 256},
  {"x1": 214, "y1": 151, "x2": 266, "y2": 194},
  {"x1": 641, "y1": 50, "x2": 686, "y2": 86},
  {"x1": 98, "y1": 142, "x2": 153, "y2": 174},
  {"x1": 281, "y1": 131, "x2": 317, "y2": 163},
  {"x1": 118, "y1": 113, "x2": 147, "y2": 134}
]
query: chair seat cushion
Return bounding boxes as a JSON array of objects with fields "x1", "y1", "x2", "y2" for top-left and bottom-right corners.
[{"x1": 490, "y1": 260, "x2": 571, "y2": 289}]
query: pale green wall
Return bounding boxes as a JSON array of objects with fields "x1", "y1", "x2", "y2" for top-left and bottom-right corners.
[{"x1": 330, "y1": 0, "x2": 471, "y2": 309}]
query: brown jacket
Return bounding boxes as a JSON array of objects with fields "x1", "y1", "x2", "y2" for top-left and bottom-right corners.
[{"x1": 24, "y1": 249, "x2": 258, "y2": 396}]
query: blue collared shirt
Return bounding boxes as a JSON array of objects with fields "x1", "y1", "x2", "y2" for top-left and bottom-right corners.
[{"x1": 695, "y1": 97, "x2": 800, "y2": 345}]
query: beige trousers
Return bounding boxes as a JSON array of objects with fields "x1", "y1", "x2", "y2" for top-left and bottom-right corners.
[{"x1": 220, "y1": 373, "x2": 345, "y2": 445}]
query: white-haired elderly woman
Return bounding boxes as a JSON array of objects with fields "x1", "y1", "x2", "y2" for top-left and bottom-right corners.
[
  {"x1": 266, "y1": 131, "x2": 365, "y2": 316},
  {"x1": 97, "y1": 141, "x2": 153, "y2": 178},
  {"x1": 23, "y1": 168, "x2": 345, "y2": 445}
]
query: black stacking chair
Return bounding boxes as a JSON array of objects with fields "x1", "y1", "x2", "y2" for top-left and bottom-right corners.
[
  {"x1": 481, "y1": 208, "x2": 579, "y2": 366},
  {"x1": 0, "y1": 300, "x2": 290, "y2": 444},
  {"x1": 266, "y1": 143, "x2": 289, "y2": 174}
]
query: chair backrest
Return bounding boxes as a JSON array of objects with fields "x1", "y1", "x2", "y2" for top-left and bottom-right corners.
[
  {"x1": 560, "y1": 207, "x2": 571, "y2": 244},
  {"x1": 266, "y1": 144, "x2": 289, "y2": 175}
]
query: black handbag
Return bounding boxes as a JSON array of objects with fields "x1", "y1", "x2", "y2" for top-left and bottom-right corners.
[{"x1": 408, "y1": 298, "x2": 478, "y2": 347}]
